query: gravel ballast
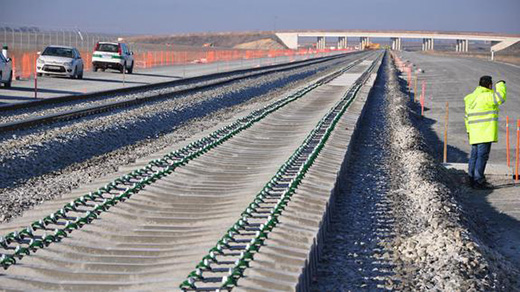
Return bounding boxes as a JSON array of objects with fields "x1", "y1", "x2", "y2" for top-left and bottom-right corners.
[
  {"x1": 310, "y1": 54, "x2": 397, "y2": 291},
  {"x1": 0, "y1": 53, "x2": 368, "y2": 223}
]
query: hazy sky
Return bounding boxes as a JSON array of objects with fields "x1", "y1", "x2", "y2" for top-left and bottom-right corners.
[{"x1": 1, "y1": 0, "x2": 519, "y2": 35}]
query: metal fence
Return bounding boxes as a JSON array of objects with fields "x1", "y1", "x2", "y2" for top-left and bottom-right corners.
[{"x1": 0, "y1": 26, "x2": 118, "y2": 53}]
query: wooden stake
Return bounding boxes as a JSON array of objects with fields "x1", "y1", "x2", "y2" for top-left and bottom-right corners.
[
  {"x1": 506, "y1": 116, "x2": 510, "y2": 167},
  {"x1": 421, "y1": 81, "x2": 425, "y2": 116},
  {"x1": 34, "y1": 55, "x2": 38, "y2": 98},
  {"x1": 443, "y1": 102, "x2": 449, "y2": 163},
  {"x1": 414, "y1": 75, "x2": 418, "y2": 102},
  {"x1": 122, "y1": 59, "x2": 125, "y2": 87},
  {"x1": 515, "y1": 119, "x2": 520, "y2": 180}
]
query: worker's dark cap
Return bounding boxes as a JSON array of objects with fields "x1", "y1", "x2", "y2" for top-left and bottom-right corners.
[{"x1": 479, "y1": 75, "x2": 492, "y2": 88}]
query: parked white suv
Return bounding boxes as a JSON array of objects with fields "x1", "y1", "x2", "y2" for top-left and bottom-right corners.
[
  {"x1": 92, "y1": 42, "x2": 134, "y2": 73},
  {"x1": 0, "y1": 52, "x2": 12, "y2": 88},
  {"x1": 37, "y1": 46, "x2": 84, "y2": 79}
]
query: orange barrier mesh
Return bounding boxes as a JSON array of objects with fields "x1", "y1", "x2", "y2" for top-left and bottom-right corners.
[
  {"x1": 22, "y1": 53, "x2": 31, "y2": 79},
  {"x1": 11, "y1": 56, "x2": 16, "y2": 78},
  {"x1": 160, "y1": 51, "x2": 164, "y2": 66}
]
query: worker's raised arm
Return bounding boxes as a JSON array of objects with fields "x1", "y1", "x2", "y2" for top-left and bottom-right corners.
[{"x1": 493, "y1": 80, "x2": 506, "y2": 106}]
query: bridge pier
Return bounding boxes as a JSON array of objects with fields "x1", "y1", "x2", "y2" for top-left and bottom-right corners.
[
  {"x1": 317, "y1": 36, "x2": 326, "y2": 49},
  {"x1": 455, "y1": 39, "x2": 469, "y2": 52},
  {"x1": 422, "y1": 38, "x2": 434, "y2": 51},
  {"x1": 337, "y1": 37, "x2": 347, "y2": 49},
  {"x1": 391, "y1": 37, "x2": 402, "y2": 51},
  {"x1": 360, "y1": 37, "x2": 370, "y2": 49}
]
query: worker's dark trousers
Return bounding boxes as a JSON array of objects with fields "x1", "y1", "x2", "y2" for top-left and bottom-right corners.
[{"x1": 468, "y1": 142, "x2": 492, "y2": 184}]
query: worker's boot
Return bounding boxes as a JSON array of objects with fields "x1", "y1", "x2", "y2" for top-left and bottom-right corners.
[
  {"x1": 473, "y1": 181, "x2": 494, "y2": 190},
  {"x1": 467, "y1": 176, "x2": 475, "y2": 188}
]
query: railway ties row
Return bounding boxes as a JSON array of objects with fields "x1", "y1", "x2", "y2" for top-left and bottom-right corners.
[
  {"x1": 0, "y1": 56, "x2": 371, "y2": 271},
  {"x1": 179, "y1": 53, "x2": 383, "y2": 292}
]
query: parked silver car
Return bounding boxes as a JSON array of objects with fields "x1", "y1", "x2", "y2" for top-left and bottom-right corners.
[{"x1": 37, "y1": 46, "x2": 84, "y2": 79}]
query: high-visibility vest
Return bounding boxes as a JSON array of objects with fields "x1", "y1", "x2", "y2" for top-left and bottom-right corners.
[{"x1": 464, "y1": 82, "x2": 506, "y2": 145}]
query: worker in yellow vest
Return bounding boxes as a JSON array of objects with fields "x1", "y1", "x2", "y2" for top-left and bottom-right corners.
[{"x1": 464, "y1": 76, "x2": 506, "y2": 189}]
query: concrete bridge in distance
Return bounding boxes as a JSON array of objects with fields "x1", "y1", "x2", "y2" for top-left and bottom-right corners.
[{"x1": 275, "y1": 30, "x2": 520, "y2": 53}]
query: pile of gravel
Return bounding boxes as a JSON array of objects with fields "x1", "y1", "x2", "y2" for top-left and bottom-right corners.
[{"x1": 385, "y1": 54, "x2": 519, "y2": 291}]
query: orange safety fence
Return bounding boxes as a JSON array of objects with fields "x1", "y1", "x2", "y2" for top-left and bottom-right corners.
[
  {"x1": 22, "y1": 53, "x2": 31, "y2": 79},
  {"x1": 81, "y1": 52, "x2": 92, "y2": 71},
  {"x1": 6, "y1": 48, "x2": 352, "y2": 79},
  {"x1": 11, "y1": 56, "x2": 16, "y2": 78}
]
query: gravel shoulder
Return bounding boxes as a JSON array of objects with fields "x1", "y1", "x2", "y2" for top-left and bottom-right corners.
[{"x1": 310, "y1": 54, "x2": 397, "y2": 291}]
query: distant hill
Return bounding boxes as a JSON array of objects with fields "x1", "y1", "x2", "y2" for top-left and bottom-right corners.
[
  {"x1": 233, "y1": 38, "x2": 286, "y2": 50},
  {"x1": 125, "y1": 32, "x2": 287, "y2": 50}
]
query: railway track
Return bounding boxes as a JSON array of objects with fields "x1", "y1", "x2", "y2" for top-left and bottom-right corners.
[
  {"x1": 0, "y1": 51, "x2": 382, "y2": 292},
  {"x1": 0, "y1": 53, "x2": 360, "y2": 133},
  {"x1": 179, "y1": 54, "x2": 382, "y2": 292}
]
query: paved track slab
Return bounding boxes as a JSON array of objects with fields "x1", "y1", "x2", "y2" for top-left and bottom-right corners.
[{"x1": 235, "y1": 62, "x2": 381, "y2": 292}]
